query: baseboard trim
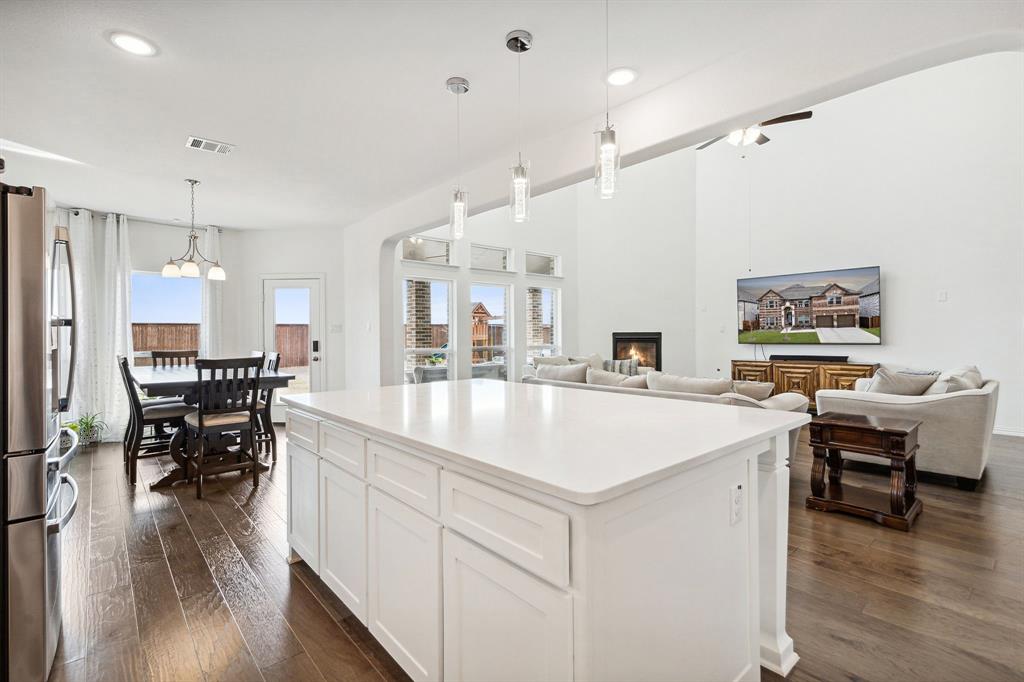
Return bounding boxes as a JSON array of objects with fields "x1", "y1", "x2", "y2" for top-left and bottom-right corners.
[{"x1": 993, "y1": 426, "x2": 1024, "y2": 438}]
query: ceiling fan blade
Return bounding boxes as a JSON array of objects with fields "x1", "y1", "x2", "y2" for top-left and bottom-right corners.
[
  {"x1": 696, "y1": 135, "x2": 725, "y2": 150},
  {"x1": 755, "y1": 133, "x2": 770, "y2": 145},
  {"x1": 760, "y1": 111, "x2": 813, "y2": 127}
]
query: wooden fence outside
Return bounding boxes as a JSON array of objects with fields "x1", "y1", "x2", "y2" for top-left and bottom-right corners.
[
  {"x1": 275, "y1": 324, "x2": 309, "y2": 367},
  {"x1": 131, "y1": 322, "x2": 309, "y2": 368}
]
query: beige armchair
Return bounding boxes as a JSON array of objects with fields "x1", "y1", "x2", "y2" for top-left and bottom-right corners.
[{"x1": 815, "y1": 378, "x2": 999, "y2": 489}]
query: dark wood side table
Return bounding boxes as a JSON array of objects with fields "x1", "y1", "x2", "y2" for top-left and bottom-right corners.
[{"x1": 806, "y1": 412, "x2": 923, "y2": 531}]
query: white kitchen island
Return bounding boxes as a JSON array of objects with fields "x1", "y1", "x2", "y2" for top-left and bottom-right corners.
[{"x1": 281, "y1": 379, "x2": 809, "y2": 682}]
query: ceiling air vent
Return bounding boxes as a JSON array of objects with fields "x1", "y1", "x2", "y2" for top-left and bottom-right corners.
[{"x1": 185, "y1": 136, "x2": 235, "y2": 155}]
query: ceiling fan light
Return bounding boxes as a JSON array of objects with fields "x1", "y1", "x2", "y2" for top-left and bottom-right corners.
[
  {"x1": 742, "y1": 125, "x2": 762, "y2": 146},
  {"x1": 207, "y1": 263, "x2": 226, "y2": 281},
  {"x1": 726, "y1": 130, "x2": 745, "y2": 146},
  {"x1": 161, "y1": 259, "x2": 181, "y2": 278},
  {"x1": 180, "y1": 259, "x2": 200, "y2": 278}
]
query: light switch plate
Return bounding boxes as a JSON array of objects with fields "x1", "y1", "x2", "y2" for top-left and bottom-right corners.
[
  {"x1": 729, "y1": 484, "x2": 744, "y2": 526},
  {"x1": 937, "y1": 290, "x2": 948, "y2": 302}
]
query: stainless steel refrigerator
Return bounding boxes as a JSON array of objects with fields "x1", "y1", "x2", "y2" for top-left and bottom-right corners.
[{"x1": 1, "y1": 182, "x2": 78, "y2": 682}]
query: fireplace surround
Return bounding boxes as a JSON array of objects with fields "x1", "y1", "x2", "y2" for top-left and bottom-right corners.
[{"x1": 612, "y1": 332, "x2": 662, "y2": 371}]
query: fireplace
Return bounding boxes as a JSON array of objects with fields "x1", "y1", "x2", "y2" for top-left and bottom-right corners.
[{"x1": 612, "y1": 332, "x2": 662, "y2": 371}]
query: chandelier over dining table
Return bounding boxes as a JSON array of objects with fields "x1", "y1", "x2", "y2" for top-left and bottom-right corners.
[{"x1": 161, "y1": 178, "x2": 225, "y2": 280}]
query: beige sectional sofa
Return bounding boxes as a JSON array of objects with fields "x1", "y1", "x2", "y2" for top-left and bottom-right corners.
[{"x1": 816, "y1": 369, "x2": 999, "y2": 489}]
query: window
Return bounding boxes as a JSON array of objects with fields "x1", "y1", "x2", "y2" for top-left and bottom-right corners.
[
  {"x1": 765, "y1": 299, "x2": 778, "y2": 309},
  {"x1": 470, "y1": 244, "x2": 511, "y2": 271},
  {"x1": 402, "y1": 236, "x2": 451, "y2": 265},
  {"x1": 525, "y1": 251, "x2": 559, "y2": 276},
  {"x1": 130, "y1": 272, "x2": 201, "y2": 365},
  {"x1": 526, "y1": 287, "x2": 560, "y2": 359},
  {"x1": 827, "y1": 295, "x2": 842, "y2": 305},
  {"x1": 469, "y1": 284, "x2": 509, "y2": 381},
  {"x1": 402, "y1": 278, "x2": 453, "y2": 383},
  {"x1": 799, "y1": 299, "x2": 810, "y2": 308}
]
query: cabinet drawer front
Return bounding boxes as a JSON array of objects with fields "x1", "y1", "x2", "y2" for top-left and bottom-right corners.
[
  {"x1": 368, "y1": 442, "x2": 440, "y2": 518},
  {"x1": 443, "y1": 530, "x2": 572, "y2": 682},
  {"x1": 441, "y1": 471, "x2": 569, "y2": 588},
  {"x1": 320, "y1": 422, "x2": 366, "y2": 478},
  {"x1": 286, "y1": 410, "x2": 320, "y2": 454}
]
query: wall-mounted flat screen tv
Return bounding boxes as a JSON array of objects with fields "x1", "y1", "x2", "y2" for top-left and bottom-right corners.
[{"x1": 737, "y1": 266, "x2": 881, "y2": 344}]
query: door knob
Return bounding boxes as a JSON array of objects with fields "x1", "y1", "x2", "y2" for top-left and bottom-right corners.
[{"x1": 312, "y1": 356, "x2": 320, "y2": 362}]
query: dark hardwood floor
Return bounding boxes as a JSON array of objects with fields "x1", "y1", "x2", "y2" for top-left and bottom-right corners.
[{"x1": 48, "y1": 430, "x2": 1023, "y2": 681}]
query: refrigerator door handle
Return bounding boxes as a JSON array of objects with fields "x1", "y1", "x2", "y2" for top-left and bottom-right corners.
[
  {"x1": 47, "y1": 427, "x2": 79, "y2": 471},
  {"x1": 47, "y1": 473, "x2": 79, "y2": 535},
  {"x1": 55, "y1": 232, "x2": 76, "y2": 413}
]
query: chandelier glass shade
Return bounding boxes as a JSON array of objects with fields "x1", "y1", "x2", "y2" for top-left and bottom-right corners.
[{"x1": 162, "y1": 179, "x2": 225, "y2": 280}]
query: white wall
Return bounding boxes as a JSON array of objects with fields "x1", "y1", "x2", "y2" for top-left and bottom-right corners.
[
  {"x1": 576, "y1": 149, "x2": 697, "y2": 374},
  {"x1": 695, "y1": 52, "x2": 1024, "y2": 433},
  {"x1": 219, "y1": 224, "x2": 347, "y2": 391}
]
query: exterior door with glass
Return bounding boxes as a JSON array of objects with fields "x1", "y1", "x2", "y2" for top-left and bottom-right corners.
[{"x1": 262, "y1": 277, "x2": 324, "y2": 422}]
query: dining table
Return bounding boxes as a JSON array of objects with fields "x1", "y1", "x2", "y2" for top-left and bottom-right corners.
[{"x1": 132, "y1": 364, "x2": 295, "y2": 490}]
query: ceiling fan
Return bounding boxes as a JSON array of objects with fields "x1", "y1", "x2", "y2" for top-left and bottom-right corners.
[{"x1": 696, "y1": 111, "x2": 813, "y2": 150}]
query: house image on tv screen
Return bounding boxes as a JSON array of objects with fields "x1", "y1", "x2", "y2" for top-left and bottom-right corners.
[{"x1": 737, "y1": 266, "x2": 880, "y2": 344}]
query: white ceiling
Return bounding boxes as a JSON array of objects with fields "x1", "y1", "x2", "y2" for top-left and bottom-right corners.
[{"x1": 0, "y1": 0, "x2": 819, "y2": 230}]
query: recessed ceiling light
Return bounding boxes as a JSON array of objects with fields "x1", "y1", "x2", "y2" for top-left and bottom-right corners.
[
  {"x1": 606, "y1": 67, "x2": 637, "y2": 86},
  {"x1": 108, "y1": 31, "x2": 158, "y2": 57}
]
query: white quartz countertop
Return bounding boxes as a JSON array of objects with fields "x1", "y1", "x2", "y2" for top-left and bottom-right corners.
[{"x1": 282, "y1": 380, "x2": 810, "y2": 505}]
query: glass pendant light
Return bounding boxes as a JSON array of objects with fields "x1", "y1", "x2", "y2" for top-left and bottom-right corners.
[
  {"x1": 595, "y1": 0, "x2": 619, "y2": 199},
  {"x1": 506, "y1": 30, "x2": 533, "y2": 223},
  {"x1": 162, "y1": 179, "x2": 227, "y2": 279},
  {"x1": 447, "y1": 77, "x2": 469, "y2": 240}
]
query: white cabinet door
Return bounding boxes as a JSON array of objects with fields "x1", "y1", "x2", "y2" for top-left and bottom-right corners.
[
  {"x1": 287, "y1": 444, "x2": 320, "y2": 572},
  {"x1": 368, "y1": 489, "x2": 442, "y2": 682},
  {"x1": 319, "y1": 460, "x2": 368, "y2": 624},
  {"x1": 443, "y1": 530, "x2": 573, "y2": 682}
]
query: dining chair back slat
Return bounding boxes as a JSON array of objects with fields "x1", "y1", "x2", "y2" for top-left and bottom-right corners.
[
  {"x1": 194, "y1": 357, "x2": 263, "y2": 427},
  {"x1": 152, "y1": 350, "x2": 199, "y2": 368}
]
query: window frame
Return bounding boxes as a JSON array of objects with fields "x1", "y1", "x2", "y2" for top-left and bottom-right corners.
[
  {"x1": 469, "y1": 243, "x2": 513, "y2": 273},
  {"x1": 468, "y1": 281, "x2": 512, "y2": 382},
  {"x1": 524, "y1": 250, "x2": 561, "y2": 277},
  {"x1": 129, "y1": 269, "x2": 203, "y2": 365},
  {"x1": 401, "y1": 235, "x2": 453, "y2": 266},
  {"x1": 400, "y1": 276, "x2": 456, "y2": 383}
]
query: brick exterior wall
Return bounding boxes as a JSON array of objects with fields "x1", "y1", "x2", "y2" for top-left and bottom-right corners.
[
  {"x1": 527, "y1": 287, "x2": 545, "y2": 346},
  {"x1": 757, "y1": 284, "x2": 861, "y2": 329},
  {"x1": 405, "y1": 280, "x2": 433, "y2": 365}
]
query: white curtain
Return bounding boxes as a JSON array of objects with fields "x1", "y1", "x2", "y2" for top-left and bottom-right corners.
[
  {"x1": 200, "y1": 227, "x2": 223, "y2": 357},
  {"x1": 94, "y1": 214, "x2": 134, "y2": 441},
  {"x1": 66, "y1": 209, "x2": 98, "y2": 424}
]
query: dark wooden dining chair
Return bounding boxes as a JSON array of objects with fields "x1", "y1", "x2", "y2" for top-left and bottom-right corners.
[
  {"x1": 118, "y1": 356, "x2": 193, "y2": 485},
  {"x1": 185, "y1": 356, "x2": 263, "y2": 498},
  {"x1": 151, "y1": 350, "x2": 199, "y2": 368},
  {"x1": 251, "y1": 351, "x2": 282, "y2": 462}
]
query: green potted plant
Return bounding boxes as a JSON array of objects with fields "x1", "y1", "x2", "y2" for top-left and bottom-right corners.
[{"x1": 65, "y1": 413, "x2": 108, "y2": 447}]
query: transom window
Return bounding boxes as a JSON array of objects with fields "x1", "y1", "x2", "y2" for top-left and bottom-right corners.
[
  {"x1": 402, "y1": 236, "x2": 451, "y2": 265},
  {"x1": 525, "y1": 252, "x2": 559, "y2": 276},
  {"x1": 470, "y1": 244, "x2": 511, "y2": 271}
]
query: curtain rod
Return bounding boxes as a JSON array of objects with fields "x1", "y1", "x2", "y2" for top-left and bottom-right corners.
[{"x1": 64, "y1": 207, "x2": 220, "y2": 232}]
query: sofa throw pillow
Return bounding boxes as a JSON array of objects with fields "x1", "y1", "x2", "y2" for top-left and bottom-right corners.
[
  {"x1": 731, "y1": 380, "x2": 775, "y2": 401},
  {"x1": 536, "y1": 362, "x2": 588, "y2": 383},
  {"x1": 867, "y1": 367, "x2": 936, "y2": 396},
  {"x1": 923, "y1": 375, "x2": 975, "y2": 395},
  {"x1": 603, "y1": 358, "x2": 639, "y2": 376},
  {"x1": 532, "y1": 356, "x2": 570, "y2": 367},
  {"x1": 647, "y1": 371, "x2": 733, "y2": 395},
  {"x1": 586, "y1": 367, "x2": 648, "y2": 389},
  {"x1": 569, "y1": 353, "x2": 604, "y2": 371},
  {"x1": 937, "y1": 365, "x2": 983, "y2": 390}
]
